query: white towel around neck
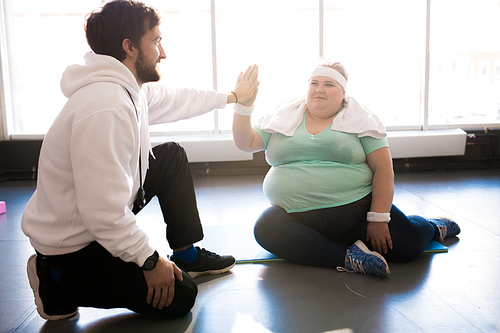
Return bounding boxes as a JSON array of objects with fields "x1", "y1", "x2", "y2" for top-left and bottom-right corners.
[{"x1": 260, "y1": 96, "x2": 386, "y2": 139}]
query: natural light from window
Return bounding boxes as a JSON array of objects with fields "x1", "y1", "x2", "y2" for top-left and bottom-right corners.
[
  {"x1": 428, "y1": 0, "x2": 500, "y2": 126},
  {"x1": 2, "y1": 0, "x2": 499, "y2": 136}
]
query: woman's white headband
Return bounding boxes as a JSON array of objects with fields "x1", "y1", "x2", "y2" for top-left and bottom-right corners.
[{"x1": 310, "y1": 67, "x2": 347, "y2": 91}]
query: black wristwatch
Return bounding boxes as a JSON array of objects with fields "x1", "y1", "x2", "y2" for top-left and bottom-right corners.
[{"x1": 142, "y1": 251, "x2": 159, "y2": 271}]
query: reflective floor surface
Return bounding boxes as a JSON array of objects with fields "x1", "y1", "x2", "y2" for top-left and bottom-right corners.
[{"x1": 1, "y1": 168, "x2": 499, "y2": 333}]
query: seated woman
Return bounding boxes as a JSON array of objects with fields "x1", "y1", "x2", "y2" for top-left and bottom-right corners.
[{"x1": 231, "y1": 61, "x2": 460, "y2": 277}]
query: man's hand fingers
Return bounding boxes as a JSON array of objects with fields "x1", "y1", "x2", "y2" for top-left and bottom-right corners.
[
  {"x1": 146, "y1": 285, "x2": 154, "y2": 304},
  {"x1": 173, "y1": 264, "x2": 183, "y2": 282},
  {"x1": 151, "y1": 287, "x2": 161, "y2": 308}
]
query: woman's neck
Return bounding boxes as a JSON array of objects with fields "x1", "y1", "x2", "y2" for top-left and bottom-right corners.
[
  {"x1": 304, "y1": 106, "x2": 343, "y2": 135},
  {"x1": 304, "y1": 109, "x2": 336, "y2": 135}
]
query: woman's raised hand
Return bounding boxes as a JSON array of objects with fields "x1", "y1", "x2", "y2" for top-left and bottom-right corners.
[{"x1": 233, "y1": 65, "x2": 259, "y2": 107}]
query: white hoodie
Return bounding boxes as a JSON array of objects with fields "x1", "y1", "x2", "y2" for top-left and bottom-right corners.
[{"x1": 21, "y1": 53, "x2": 227, "y2": 266}]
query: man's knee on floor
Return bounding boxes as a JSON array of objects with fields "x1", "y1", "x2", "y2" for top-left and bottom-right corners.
[
  {"x1": 169, "y1": 272, "x2": 198, "y2": 317},
  {"x1": 143, "y1": 272, "x2": 197, "y2": 319}
]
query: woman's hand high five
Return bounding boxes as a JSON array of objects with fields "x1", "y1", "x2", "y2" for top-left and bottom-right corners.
[{"x1": 233, "y1": 65, "x2": 259, "y2": 107}]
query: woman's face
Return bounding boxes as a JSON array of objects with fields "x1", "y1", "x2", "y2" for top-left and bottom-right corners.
[{"x1": 306, "y1": 76, "x2": 345, "y2": 118}]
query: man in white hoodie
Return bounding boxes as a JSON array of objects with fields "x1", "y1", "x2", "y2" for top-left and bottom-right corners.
[{"x1": 21, "y1": 0, "x2": 259, "y2": 320}]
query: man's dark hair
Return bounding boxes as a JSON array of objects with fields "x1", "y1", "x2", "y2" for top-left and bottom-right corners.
[{"x1": 85, "y1": 0, "x2": 161, "y2": 61}]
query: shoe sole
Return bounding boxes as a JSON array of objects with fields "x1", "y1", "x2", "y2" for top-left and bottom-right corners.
[
  {"x1": 27, "y1": 255, "x2": 78, "y2": 321},
  {"x1": 354, "y1": 240, "x2": 390, "y2": 276},
  {"x1": 187, "y1": 261, "x2": 236, "y2": 278}
]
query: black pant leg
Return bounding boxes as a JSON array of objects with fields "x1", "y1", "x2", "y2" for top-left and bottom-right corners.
[
  {"x1": 40, "y1": 242, "x2": 198, "y2": 318},
  {"x1": 134, "y1": 142, "x2": 204, "y2": 250}
]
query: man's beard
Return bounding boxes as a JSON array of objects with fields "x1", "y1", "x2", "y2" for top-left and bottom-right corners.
[{"x1": 135, "y1": 49, "x2": 161, "y2": 84}]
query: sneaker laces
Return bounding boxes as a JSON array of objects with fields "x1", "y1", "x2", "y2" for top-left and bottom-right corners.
[
  {"x1": 347, "y1": 257, "x2": 366, "y2": 274},
  {"x1": 428, "y1": 218, "x2": 460, "y2": 241},
  {"x1": 198, "y1": 248, "x2": 221, "y2": 258},
  {"x1": 437, "y1": 225, "x2": 447, "y2": 241},
  {"x1": 337, "y1": 255, "x2": 365, "y2": 274},
  {"x1": 337, "y1": 241, "x2": 390, "y2": 277}
]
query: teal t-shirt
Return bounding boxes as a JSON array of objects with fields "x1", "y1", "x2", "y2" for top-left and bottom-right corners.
[{"x1": 254, "y1": 115, "x2": 389, "y2": 213}]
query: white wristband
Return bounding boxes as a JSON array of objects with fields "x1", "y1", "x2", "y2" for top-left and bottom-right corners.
[
  {"x1": 367, "y1": 212, "x2": 391, "y2": 223},
  {"x1": 233, "y1": 103, "x2": 254, "y2": 116}
]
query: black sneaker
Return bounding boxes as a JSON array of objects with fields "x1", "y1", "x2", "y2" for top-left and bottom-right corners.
[
  {"x1": 171, "y1": 247, "x2": 236, "y2": 278},
  {"x1": 27, "y1": 254, "x2": 79, "y2": 320}
]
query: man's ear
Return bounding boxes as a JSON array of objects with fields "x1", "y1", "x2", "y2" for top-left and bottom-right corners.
[{"x1": 122, "y1": 39, "x2": 136, "y2": 58}]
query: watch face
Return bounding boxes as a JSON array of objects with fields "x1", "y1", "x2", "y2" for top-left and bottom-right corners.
[
  {"x1": 144, "y1": 258, "x2": 155, "y2": 270},
  {"x1": 143, "y1": 251, "x2": 159, "y2": 271}
]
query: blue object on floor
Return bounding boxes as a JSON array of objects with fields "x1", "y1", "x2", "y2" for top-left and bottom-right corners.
[
  {"x1": 201, "y1": 225, "x2": 447, "y2": 264},
  {"x1": 424, "y1": 239, "x2": 448, "y2": 253}
]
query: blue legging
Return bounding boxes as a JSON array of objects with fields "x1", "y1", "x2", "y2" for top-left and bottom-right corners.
[{"x1": 254, "y1": 194, "x2": 437, "y2": 267}]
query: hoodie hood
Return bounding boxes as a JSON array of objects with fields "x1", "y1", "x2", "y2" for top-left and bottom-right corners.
[
  {"x1": 61, "y1": 52, "x2": 150, "y2": 185},
  {"x1": 61, "y1": 53, "x2": 140, "y2": 100}
]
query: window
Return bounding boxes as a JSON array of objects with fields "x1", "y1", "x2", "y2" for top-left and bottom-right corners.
[
  {"x1": 214, "y1": 0, "x2": 319, "y2": 132},
  {"x1": 495, "y1": 61, "x2": 500, "y2": 79},
  {"x1": 1, "y1": 0, "x2": 499, "y2": 138},
  {"x1": 2, "y1": 0, "x2": 100, "y2": 135},
  {"x1": 428, "y1": 0, "x2": 500, "y2": 126},
  {"x1": 147, "y1": 0, "x2": 214, "y2": 134},
  {"x1": 323, "y1": 0, "x2": 425, "y2": 128},
  {"x1": 151, "y1": 0, "x2": 319, "y2": 134}
]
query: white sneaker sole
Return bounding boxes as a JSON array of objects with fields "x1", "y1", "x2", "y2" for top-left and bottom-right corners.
[
  {"x1": 27, "y1": 254, "x2": 78, "y2": 321},
  {"x1": 187, "y1": 261, "x2": 236, "y2": 278}
]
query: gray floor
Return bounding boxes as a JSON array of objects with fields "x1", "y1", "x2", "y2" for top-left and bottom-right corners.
[{"x1": 1, "y1": 169, "x2": 500, "y2": 333}]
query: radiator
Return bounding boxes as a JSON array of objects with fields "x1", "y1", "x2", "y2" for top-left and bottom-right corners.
[{"x1": 387, "y1": 129, "x2": 467, "y2": 159}]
